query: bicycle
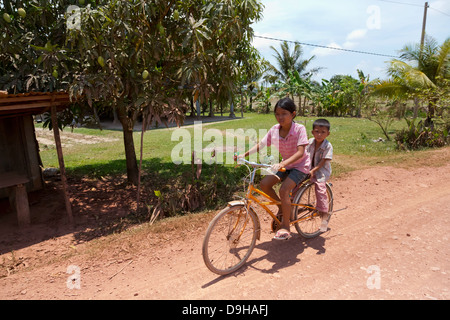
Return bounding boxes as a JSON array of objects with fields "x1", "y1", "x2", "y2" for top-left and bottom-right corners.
[{"x1": 202, "y1": 158, "x2": 334, "y2": 275}]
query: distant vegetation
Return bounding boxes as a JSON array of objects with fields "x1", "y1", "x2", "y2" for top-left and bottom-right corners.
[{"x1": 1, "y1": 0, "x2": 449, "y2": 188}]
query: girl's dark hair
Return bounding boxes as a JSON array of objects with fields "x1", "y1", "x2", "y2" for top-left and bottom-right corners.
[
  {"x1": 274, "y1": 97, "x2": 297, "y2": 114},
  {"x1": 313, "y1": 119, "x2": 331, "y2": 130}
]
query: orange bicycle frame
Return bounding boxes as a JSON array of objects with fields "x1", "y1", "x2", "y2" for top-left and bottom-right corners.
[{"x1": 244, "y1": 182, "x2": 319, "y2": 226}]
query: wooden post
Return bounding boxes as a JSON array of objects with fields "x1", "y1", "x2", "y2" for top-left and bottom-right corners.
[
  {"x1": 420, "y1": 2, "x2": 429, "y2": 49},
  {"x1": 2, "y1": 173, "x2": 31, "y2": 228},
  {"x1": 15, "y1": 184, "x2": 31, "y2": 227},
  {"x1": 137, "y1": 112, "x2": 147, "y2": 206},
  {"x1": 50, "y1": 99, "x2": 74, "y2": 224}
]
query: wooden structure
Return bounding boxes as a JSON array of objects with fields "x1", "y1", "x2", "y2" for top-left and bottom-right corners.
[{"x1": 0, "y1": 91, "x2": 73, "y2": 227}]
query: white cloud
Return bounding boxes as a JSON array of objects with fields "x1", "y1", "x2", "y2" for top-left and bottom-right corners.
[
  {"x1": 346, "y1": 29, "x2": 368, "y2": 41},
  {"x1": 309, "y1": 28, "x2": 369, "y2": 57}
]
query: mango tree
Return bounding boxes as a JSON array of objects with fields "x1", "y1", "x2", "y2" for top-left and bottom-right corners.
[
  {"x1": 0, "y1": 0, "x2": 76, "y2": 93},
  {"x1": 1, "y1": 0, "x2": 264, "y2": 186},
  {"x1": 68, "y1": 1, "x2": 189, "y2": 185},
  {"x1": 177, "y1": 0, "x2": 264, "y2": 118},
  {"x1": 68, "y1": 0, "x2": 264, "y2": 185}
]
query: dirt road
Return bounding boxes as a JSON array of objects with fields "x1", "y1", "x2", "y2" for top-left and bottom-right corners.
[{"x1": 1, "y1": 149, "x2": 449, "y2": 300}]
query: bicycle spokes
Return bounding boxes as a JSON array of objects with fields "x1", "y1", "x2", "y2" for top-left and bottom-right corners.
[{"x1": 202, "y1": 205, "x2": 258, "y2": 275}]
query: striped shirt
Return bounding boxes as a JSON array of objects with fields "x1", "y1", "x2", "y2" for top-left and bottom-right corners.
[{"x1": 260, "y1": 122, "x2": 310, "y2": 174}]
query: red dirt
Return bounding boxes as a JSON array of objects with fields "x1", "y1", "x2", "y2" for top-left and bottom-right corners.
[{"x1": 0, "y1": 148, "x2": 449, "y2": 300}]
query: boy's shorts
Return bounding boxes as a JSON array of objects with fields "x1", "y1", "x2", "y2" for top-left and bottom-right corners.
[{"x1": 276, "y1": 168, "x2": 308, "y2": 185}]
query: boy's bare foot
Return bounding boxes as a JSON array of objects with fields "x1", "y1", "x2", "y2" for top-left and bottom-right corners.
[{"x1": 320, "y1": 212, "x2": 330, "y2": 232}]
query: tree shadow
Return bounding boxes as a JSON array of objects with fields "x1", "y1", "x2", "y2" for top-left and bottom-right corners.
[{"x1": 0, "y1": 158, "x2": 244, "y2": 256}]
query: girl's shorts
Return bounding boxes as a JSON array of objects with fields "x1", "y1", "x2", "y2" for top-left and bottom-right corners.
[{"x1": 276, "y1": 168, "x2": 308, "y2": 185}]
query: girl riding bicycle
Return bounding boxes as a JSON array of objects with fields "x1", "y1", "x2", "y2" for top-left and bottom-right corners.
[{"x1": 236, "y1": 97, "x2": 310, "y2": 240}]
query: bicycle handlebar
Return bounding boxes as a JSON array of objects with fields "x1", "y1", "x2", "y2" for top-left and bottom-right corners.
[{"x1": 237, "y1": 158, "x2": 286, "y2": 172}]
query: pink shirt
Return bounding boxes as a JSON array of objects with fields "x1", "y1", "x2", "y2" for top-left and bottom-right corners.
[{"x1": 260, "y1": 122, "x2": 310, "y2": 174}]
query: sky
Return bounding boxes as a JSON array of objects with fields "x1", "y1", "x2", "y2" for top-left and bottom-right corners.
[{"x1": 252, "y1": 0, "x2": 450, "y2": 82}]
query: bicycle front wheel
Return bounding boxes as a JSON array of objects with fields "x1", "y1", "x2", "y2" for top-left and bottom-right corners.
[
  {"x1": 202, "y1": 204, "x2": 258, "y2": 275},
  {"x1": 292, "y1": 183, "x2": 334, "y2": 238}
]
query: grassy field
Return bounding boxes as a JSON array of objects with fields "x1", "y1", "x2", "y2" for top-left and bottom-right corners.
[
  {"x1": 38, "y1": 113, "x2": 409, "y2": 178},
  {"x1": 36, "y1": 112, "x2": 450, "y2": 218}
]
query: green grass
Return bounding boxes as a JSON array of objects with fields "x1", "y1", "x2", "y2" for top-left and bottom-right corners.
[
  {"x1": 36, "y1": 113, "x2": 450, "y2": 218},
  {"x1": 38, "y1": 114, "x2": 411, "y2": 177}
]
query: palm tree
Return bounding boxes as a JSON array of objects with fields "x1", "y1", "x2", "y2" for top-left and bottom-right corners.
[
  {"x1": 265, "y1": 41, "x2": 321, "y2": 111},
  {"x1": 266, "y1": 41, "x2": 321, "y2": 83},
  {"x1": 400, "y1": 36, "x2": 449, "y2": 84},
  {"x1": 372, "y1": 36, "x2": 449, "y2": 121}
]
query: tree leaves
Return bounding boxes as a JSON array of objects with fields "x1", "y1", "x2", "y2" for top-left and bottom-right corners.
[{"x1": 1, "y1": 0, "x2": 265, "y2": 183}]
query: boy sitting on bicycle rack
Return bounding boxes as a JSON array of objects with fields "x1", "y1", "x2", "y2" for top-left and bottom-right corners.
[{"x1": 307, "y1": 119, "x2": 333, "y2": 232}]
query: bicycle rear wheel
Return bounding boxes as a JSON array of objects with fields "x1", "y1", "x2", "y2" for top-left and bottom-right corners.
[
  {"x1": 202, "y1": 204, "x2": 258, "y2": 275},
  {"x1": 292, "y1": 183, "x2": 334, "y2": 238}
]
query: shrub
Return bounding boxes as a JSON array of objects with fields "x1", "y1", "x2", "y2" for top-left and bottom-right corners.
[{"x1": 396, "y1": 118, "x2": 448, "y2": 150}]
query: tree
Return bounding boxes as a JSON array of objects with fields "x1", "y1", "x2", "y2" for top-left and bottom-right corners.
[
  {"x1": 265, "y1": 41, "x2": 321, "y2": 114},
  {"x1": 0, "y1": 0, "x2": 79, "y2": 93},
  {"x1": 267, "y1": 41, "x2": 319, "y2": 83},
  {"x1": 276, "y1": 70, "x2": 313, "y2": 116},
  {"x1": 184, "y1": 0, "x2": 264, "y2": 118},
  {"x1": 1, "y1": 0, "x2": 264, "y2": 185},
  {"x1": 400, "y1": 36, "x2": 450, "y2": 122},
  {"x1": 255, "y1": 85, "x2": 273, "y2": 114},
  {"x1": 69, "y1": 0, "x2": 264, "y2": 184},
  {"x1": 372, "y1": 36, "x2": 449, "y2": 121},
  {"x1": 68, "y1": 1, "x2": 189, "y2": 185},
  {"x1": 236, "y1": 48, "x2": 267, "y2": 114},
  {"x1": 370, "y1": 36, "x2": 450, "y2": 149},
  {"x1": 355, "y1": 69, "x2": 371, "y2": 118},
  {"x1": 243, "y1": 59, "x2": 269, "y2": 112}
]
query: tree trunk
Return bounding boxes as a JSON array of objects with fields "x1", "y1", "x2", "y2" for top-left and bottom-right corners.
[
  {"x1": 51, "y1": 104, "x2": 73, "y2": 224},
  {"x1": 189, "y1": 97, "x2": 195, "y2": 117},
  {"x1": 240, "y1": 91, "x2": 244, "y2": 118},
  {"x1": 297, "y1": 95, "x2": 303, "y2": 116},
  {"x1": 196, "y1": 100, "x2": 201, "y2": 120},
  {"x1": 113, "y1": 108, "x2": 120, "y2": 125},
  {"x1": 425, "y1": 97, "x2": 437, "y2": 127},
  {"x1": 93, "y1": 105, "x2": 102, "y2": 129},
  {"x1": 208, "y1": 101, "x2": 214, "y2": 117},
  {"x1": 356, "y1": 96, "x2": 362, "y2": 118},
  {"x1": 117, "y1": 106, "x2": 139, "y2": 185},
  {"x1": 413, "y1": 97, "x2": 420, "y2": 119},
  {"x1": 229, "y1": 95, "x2": 235, "y2": 118}
]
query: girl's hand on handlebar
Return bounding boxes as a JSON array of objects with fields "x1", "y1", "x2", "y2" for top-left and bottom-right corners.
[
  {"x1": 271, "y1": 163, "x2": 286, "y2": 173},
  {"x1": 234, "y1": 153, "x2": 244, "y2": 162}
]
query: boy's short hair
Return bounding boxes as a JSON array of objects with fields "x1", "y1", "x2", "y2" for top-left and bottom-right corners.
[{"x1": 313, "y1": 119, "x2": 331, "y2": 131}]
